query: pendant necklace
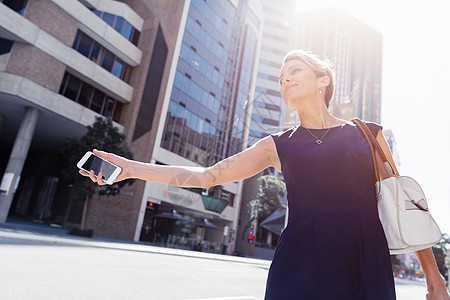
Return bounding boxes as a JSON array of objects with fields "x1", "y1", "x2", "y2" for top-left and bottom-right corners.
[{"x1": 304, "y1": 127, "x2": 332, "y2": 144}]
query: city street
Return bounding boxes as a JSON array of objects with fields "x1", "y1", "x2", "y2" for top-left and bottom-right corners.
[
  {"x1": 1, "y1": 1, "x2": 449, "y2": 300},
  {"x1": 0, "y1": 231, "x2": 434, "y2": 300},
  {"x1": 0, "y1": 242, "x2": 268, "y2": 300}
]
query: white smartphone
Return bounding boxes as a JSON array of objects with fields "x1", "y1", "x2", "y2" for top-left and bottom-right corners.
[{"x1": 77, "y1": 151, "x2": 122, "y2": 185}]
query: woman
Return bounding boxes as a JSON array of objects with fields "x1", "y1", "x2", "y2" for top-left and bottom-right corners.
[{"x1": 80, "y1": 50, "x2": 449, "y2": 299}]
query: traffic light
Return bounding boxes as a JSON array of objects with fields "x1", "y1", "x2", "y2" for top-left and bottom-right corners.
[{"x1": 247, "y1": 224, "x2": 255, "y2": 243}]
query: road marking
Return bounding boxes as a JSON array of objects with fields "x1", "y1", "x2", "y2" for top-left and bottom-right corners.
[
  {"x1": 183, "y1": 296, "x2": 260, "y2": 300},
  {"x1": 200, "y1": 268, "x2": 248, "y2": 273}
]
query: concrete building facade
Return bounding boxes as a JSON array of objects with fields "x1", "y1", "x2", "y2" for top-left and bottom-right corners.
[
  {"x1": 0, "y1": 0, "x2": 143, "y2": 226},
  {"x1": 0, "y1": 0, "x2": 263, "y2": 255}
]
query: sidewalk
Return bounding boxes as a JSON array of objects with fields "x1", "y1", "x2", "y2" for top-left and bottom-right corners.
[{"x1": 0, "y1": 219, "x2": 271, "y2": 267}]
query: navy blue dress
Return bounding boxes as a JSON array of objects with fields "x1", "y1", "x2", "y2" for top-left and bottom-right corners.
[{"x1": 264, "y1": 121, "x2": 396, "y2": 300}]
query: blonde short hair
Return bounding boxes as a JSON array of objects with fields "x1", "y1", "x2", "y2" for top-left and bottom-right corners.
[{"x1": 283, "y1": 49, "x2": 336, "y2": 108}]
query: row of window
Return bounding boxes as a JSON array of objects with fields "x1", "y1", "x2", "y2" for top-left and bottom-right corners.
[
  {"x1": 174, "y1": 71, "x2": 220, "y2": 114},
  {"x1": 251, "y1": 115, "x2": 279, "y2": 126},
  {"x1": 185, "y1": 17, "x2": 228, "y2": 65},
  {"x1": 257, "y1": 71, "x2": 281, "y2": 84},
  {"x1": 59, "y1": 72, "x2": 123, "y2": 122},
  {"x1": 92, "y1": 10, "x2": 140, "y2": 46},
  {"x1": 191, "y1": 0, "x2": 233, "y2": 41},
  {"x1": 73, "y1": 31, "x2": 132, "y2": 83},
  {"x1": 255, "y1": 86, "x2": 281, "y2": 97},
  {"x1": 260, "y1": 45, "x2": 286, "y2": 57},
  {"x1": 168, "y1": 100, "x2": 216, "y2": 136},
  {"x1": 207, "y1": 0, "x2": 236, "y2": 19},
  {"x1": 259, "y1": 58, "x2": 282, "y2": 69},
  {"x1": 180, "y1": 43, "x2": 224, "y2": 89},
  {"x1": 161, "y1": 100, "x2": 218, "y2": 166},
  {"x1": 253, "y1": 100, "x2": 281, "y2": 112}
]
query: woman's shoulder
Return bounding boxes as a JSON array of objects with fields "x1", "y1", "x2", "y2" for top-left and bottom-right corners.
[
  {"x1": 270, "y1": 127, "x2": 297, "y2": 140},
  {"x1": 362, "y1": 120, "x2": 383, "y2": 137}
]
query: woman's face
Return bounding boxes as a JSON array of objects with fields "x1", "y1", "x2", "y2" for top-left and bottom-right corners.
[{"x1": 279, "y1": 59, "x2": 325, "y2": 109}]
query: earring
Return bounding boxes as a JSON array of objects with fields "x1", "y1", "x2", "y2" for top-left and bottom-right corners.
[{"x1": 319, "y1": 89, "x2": 322, "y2": 95}]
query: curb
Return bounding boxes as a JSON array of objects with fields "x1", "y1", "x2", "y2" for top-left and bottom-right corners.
[{"x1": 0, "y1": 228, "x2": 272, "y2": 267}]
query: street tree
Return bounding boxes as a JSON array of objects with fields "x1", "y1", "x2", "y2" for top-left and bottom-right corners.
[
  {"x1": 242, "y1": 174, "x2": 286, "y2": 242},
  {"x1": 60, "y1": 116, "x2": 134, "y2": 230}
]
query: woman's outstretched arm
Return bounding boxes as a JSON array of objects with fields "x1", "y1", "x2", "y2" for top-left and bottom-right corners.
[
  {"x1": 414, "y1": 247, "x2": 450, "y2": 299},
  {"x1": 79, "y1": 135, "x2": 279, "y2": 188}
]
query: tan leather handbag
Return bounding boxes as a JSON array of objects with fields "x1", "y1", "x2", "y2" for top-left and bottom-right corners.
[{"x1": 351, "y1": 117, "x2": 442, "y2": 254}]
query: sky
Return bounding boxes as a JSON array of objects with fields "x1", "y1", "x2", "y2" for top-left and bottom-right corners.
[{"x1": 295, "y1": 0, "x2": 450, "y2": 234}]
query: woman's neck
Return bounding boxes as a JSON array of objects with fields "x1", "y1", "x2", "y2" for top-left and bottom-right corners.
[{"x1": 296, "y1": 109, "x2": 340, "y2": 129}]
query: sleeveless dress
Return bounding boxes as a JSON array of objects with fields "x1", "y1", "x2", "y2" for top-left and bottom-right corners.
[{"x1": 264, "y1": 121, "x2": 396, "y2": 300}]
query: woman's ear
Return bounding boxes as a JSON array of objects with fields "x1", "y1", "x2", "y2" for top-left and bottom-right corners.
[{"x1": 319, "y1": 75, "x2": 330, "y2": 88}]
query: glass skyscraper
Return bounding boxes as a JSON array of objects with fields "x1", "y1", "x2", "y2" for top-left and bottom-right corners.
[
  {"x1": 160, "y1": 0, "x2": 263, "y2": 167},
  {"x1": 140, "y1": 0, "x2": 264, "y2": 253}
]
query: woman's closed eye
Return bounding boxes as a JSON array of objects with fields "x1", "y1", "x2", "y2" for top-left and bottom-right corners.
[{"x1": 279, "y1": 68, "x2": 302, "y2": 86}]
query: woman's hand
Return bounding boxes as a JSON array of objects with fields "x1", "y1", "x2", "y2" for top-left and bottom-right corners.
[
  {"x1": 78, "y1": 149, "x2": 132, "y2": 185},
  {"x1": 426, "y1": 278, "x2": 450, "y2": 300}
]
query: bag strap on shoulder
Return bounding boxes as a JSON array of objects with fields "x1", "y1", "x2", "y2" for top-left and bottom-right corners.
[{"x1": 351, "y1": 118, "x2": 398, "y2": 182}]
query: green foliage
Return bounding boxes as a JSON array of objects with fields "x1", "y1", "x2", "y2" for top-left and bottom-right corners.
[
  {"x1": 247, "y1": 175, "x2": 286, "y2": 223},
  {"x1": 60, "y1": 116, "x2": 135, "y2": 199}
]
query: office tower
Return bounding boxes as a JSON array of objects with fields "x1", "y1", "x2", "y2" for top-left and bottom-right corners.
[
  {"x1": 248, "y1": 0, "x2": 296, "y2": 147},
  {"x1": 0, "y1": 0, "x2": 263, "y2": 255},
  {"x1": 294, "y1": 6, "x2": 383, "y2": 123},
  {"x1": 147, "y1": 0, "x2": 263, "y2": 253}
]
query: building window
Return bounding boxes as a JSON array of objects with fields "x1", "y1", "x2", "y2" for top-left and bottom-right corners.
[
  {"x1": 257, "y1": 72, "x2": 280, "y2": 83},
  {"x1": 100, "y1": 49, "x2": 115, "y2": 72},
  {"x1": 0, "y1": 38, "x2": 14, "y2": 55},
  {"x1": 265, "y1": 103, "x2": 281, "y2": 112},
  {"x1": 255, "y1": 86, "x2": 281, "y2": 97},
  {"x1": 72, "y1": 31, "x2": 132, "y2": 82},
  {"x1": 2, "y1": 0, "x2": 28, "y2": 15},
  {"x1": 90, "y1": 90, "x2": 105, "y2": 113},
  {"x1": 78, "y1": 83, "x2": 94, "y2": 107},
  {"x1": 59, "y1": 72, "x2": 123, "y2": 122},
  {"x1": 262, "y1": 117, "x2": 279, "y2": 126},
  {"x1": 62, "y1": 73, "x2": 82, "y2": 101},
  {"x1": 91, "y1": 10, "x2": 141, "y2": 46}
]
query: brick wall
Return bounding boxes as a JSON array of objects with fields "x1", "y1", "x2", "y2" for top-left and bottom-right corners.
[
  {"x1": 6, "y1": 43, "x2": 65, "y2": 92},
  {"x1": 24, "y1": 0, "x2": 79, "y2": 47}
]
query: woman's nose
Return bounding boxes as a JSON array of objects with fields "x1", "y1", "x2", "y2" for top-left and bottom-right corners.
[{"x1": 282, "y1": 77, "x2": 290, "y2": 86}]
